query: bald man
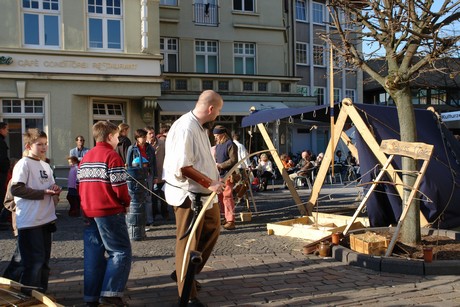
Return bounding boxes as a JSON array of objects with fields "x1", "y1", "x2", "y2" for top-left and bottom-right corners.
[{"x1": 163, "y1": 90, "x2": 225, "y2": 306}]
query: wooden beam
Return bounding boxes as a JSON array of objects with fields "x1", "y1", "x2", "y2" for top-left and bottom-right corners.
[
  {"x1": 340, "y1": 131, "x2": 359, "y2": 162},
  {"x1": 343, "y1": 101, "x2": 429, "y2": 226},
  {"x1": 256, "y1": 123, "x2": 308, "y2": 215},
  {"x1": 309, "y1": 103, "x2": 349, "y2": 207}
]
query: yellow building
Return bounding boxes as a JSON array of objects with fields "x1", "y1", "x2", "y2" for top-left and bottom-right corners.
[{"x1": 0, "y1": 0, "x2": 162, "y2": 169}]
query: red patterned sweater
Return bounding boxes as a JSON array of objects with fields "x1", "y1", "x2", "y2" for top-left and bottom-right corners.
[{"x1": 77, "y1": 142, "x2": 130, "y2": 217}]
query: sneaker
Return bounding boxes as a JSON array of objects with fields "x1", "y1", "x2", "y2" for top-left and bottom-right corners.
[
  {"x1": 223, "y1": 222, "x2": 235, "y2": 230},
  {"x1": 99, "y1": 296, "x2": 128, "y2": 306}
]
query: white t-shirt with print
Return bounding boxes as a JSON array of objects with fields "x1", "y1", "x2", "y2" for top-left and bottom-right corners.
[{"x1": 12, "y1": 157, "x2": 57, "y2": 229}]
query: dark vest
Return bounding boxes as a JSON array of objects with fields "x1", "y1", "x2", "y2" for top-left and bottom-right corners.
[{"x1": 215, "y1": 139, "x2": 233, "y2": 177}]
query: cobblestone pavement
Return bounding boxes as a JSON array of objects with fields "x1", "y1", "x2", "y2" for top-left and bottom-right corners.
[{"x1": 1, "y1": 184, "x2": 459, "y2": 306}]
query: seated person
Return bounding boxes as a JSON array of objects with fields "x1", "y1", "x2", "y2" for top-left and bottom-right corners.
[
  {"x1": 255, "y1": 153, "x2": 273, "y2": 191},
  {"x1": 289, "y1": 150, "x2": 314, "y2": 184},
  {"x1": 334, "y1": 150, "x2": 347, "y2": 179},
  {"x1": 280, "y1": 153, "x2": 295, "y2": 174}
]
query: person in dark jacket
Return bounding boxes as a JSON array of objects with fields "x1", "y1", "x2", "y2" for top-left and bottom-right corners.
[
  {"x1": 213, "y1": 125, "x2": 238, "y2": 230},
  {"x1": 116, "y1": 123, "x2": 131, "y2": 164},
  {"x1": 0, "y1": 122, "x2": 10, "y2": 228}
]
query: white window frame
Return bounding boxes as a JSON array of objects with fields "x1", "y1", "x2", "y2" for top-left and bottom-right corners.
[
  {"x1": 233, "y1": 0, "x2": 254, "y2": 12},
  {"x1": 160, "y1": 0, "x2": 177, "y2": 5},
  {"x1": 313, "y1": 44, "x2": 325, "y2": 67},
  {"x1": 161, "y1": 37, "x2": 179, "y2": 72},
  {"x1": 295, "y1": 0, "x2": 307, "y2": 22},
  {"x1": 296, "y1": 42, "x2": 309, "y2": 65},
  {"x1": 22, "y1": 0, "x2": 61, "y2": 49},
  {"x1": 312, "y1": 2, "x2": 325, "y2": 25},
  {"x1": 314, "y1": 87, "x2": 326, "y2": 104},
  {"x1": 87, "y1": 0, "x2": 123, "y2": 51},
  {"x1": 345, "y1": 89, "x2": 356, "y2": 102},
  {"x1": 1, "y1": 93, "x2": 50, "y2": 159},
  {"x1": 234, "y1": 42, "x2": 256, "y2": 75},
  {"x1": 297, "y1": 85, "x2": 310, "y2": 97},
  {"x1": 92, "y1": 99, "x2": 127, "y2": 125},
  {"x1": 332, "y1": 49, "x2": 343, "y2": 68},
  {"x1": 195, "y1": 40, "x2": 218, "y2": 73},
  {"x1": 334, "y1": 88, "x2": 342, "y2": 103}
]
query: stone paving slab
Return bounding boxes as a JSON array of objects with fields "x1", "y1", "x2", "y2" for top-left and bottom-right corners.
[{"x1": 1, "y1": 184, "x2": 459, "y2": 306}]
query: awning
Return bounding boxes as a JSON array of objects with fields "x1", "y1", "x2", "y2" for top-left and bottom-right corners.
[
  {"x1": 157, "y1": 100, "x2": 289, "y2": 116},
  {"x1": 241, "y1": 104, "x2": 334, "y2": 127}
]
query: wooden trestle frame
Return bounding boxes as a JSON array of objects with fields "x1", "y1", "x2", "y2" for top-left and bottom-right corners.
[{"x1": 255, "y1": 98, "x2": 430, "y2": 227}]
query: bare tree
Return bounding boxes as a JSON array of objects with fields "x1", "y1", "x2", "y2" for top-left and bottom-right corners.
[{"x1": 325, "y1": 0, "x2": 460, "y2": 245}]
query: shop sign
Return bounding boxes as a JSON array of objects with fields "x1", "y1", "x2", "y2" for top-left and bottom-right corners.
[{"x1": 0, "y1": 56, "x2": 13, "y2": 65}]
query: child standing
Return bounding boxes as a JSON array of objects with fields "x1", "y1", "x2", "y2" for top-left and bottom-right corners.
[
  {"x1": 66, "y1": 156, "x2": 80, "y2": 217},
  {"x1": 78, "y1": 121, "x2": 131, "y2": 306},
  {"x1": 11, "y1": 129, "x2": 61, "y2": 293}
]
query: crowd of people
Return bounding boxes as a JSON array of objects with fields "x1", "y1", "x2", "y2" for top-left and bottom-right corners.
[{"x1": 0, "y1": 89, "x2": 360, "y2": 307}]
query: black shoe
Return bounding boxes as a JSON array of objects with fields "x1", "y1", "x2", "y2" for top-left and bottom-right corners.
[
  {"x1": 187, "y1": 298, "x2": 206, "y2": 307},
  {"x1": 86, "y1": 302, "x2": 100, "y2": 307},
  {"x1": 176, "y1": 297, "x2": 207, "y2": 307},
  {"x1": 170, "y1": 270, "x2": 202, "y2": 291},
  {"x1": 99, "y1": 296, "x2": 128, "y2": 306}
]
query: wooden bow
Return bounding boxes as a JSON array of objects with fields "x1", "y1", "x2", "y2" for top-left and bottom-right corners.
[{"x1": 180, "y1": 148, "x2": 277, "y2": 282}]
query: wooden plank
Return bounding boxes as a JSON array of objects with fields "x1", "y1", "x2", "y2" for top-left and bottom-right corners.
[
  {"x1": 343, "y1": 154, "x2": 395, "y2": 236},
  {"x1": 343, "y1": 101, "x2": 430, "y2": 227},
  {"x1": 309, "y1": 104, "x2": 349, "y2": 207},
  {"x1": 267, "y1": 213, "x2": 369, "y2": 241},
  {"x1": 0, "y1": 277, "x2": 63, "y2": 307},
  {"x1": 385, "y1": 147, "x2": 434, "y2": 256},
  {"x1": 380, "y1": 139, "x2": 434, "y2": 161},
  {"x1": 257, "y1": 123, "x2": 308, "y2": 215},
  {"x1": 340, "y1": 131, "x2": 359, "y2": 161}
]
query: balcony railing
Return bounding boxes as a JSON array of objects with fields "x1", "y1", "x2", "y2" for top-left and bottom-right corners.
[{"x1": 193, "y1": 3, "x2": 218, "y2": 26}]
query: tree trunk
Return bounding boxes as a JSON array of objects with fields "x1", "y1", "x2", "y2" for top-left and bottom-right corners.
[{"x1": 393, "y1": 86, "x2": 421, "y2": 245}]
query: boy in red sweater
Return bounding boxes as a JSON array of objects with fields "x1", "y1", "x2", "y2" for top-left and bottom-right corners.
[{"x1": 77, "y1": 121, "x2": 131, "y2": 307}]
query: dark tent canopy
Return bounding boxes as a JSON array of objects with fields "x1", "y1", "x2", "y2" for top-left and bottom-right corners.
[{"x1": 241, "y1": 103, "x2": 460, "y2": 229}]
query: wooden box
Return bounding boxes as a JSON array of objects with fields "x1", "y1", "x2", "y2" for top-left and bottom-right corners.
[
  {"x1": 350, "y1": 232, "x2": 389, "y2": 256},
  {"x1": 240, "y1": 212, "x2": 252, "y2": 222}
]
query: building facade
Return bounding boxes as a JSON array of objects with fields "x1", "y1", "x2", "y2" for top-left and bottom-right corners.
[
  {"x1": 0, "y1": 0, "x2": 162, "y2": 169},
  {"x1": 289, "y1": 0, "x2": 363, "y2": 155},
  {"x1": 157, "y1": 0, "x2": 317, "y2": 155}
]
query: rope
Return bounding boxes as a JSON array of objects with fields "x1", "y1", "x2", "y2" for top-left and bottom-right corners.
[{"x1": 123, "y1": 169, "x2": 169, "y2": 203}]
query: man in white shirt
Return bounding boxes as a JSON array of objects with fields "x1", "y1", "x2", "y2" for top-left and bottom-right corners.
[
  {"x1": 163, "y1": 90, "x2": 225, "y2": 307},
  {"x1": 232, "y1": 132, "x2": 249, "y2": 168}
]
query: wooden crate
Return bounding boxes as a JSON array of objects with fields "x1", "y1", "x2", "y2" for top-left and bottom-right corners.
[
  {"x1": 350, "y1": 232, "x2": 389, "y2": 256},
  {"x1": 240, "y1": 212, "x2": 252, "y2": 222},
  {"x1": 266, "y1": 213, "x2": 369, "y2": 241}
]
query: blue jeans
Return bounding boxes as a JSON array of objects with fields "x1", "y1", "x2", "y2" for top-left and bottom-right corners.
[
  {"x1": 17, "y1": 223, "x2": 53, "y2": 293},
  {"x1": 84, "y1": 214, "x2": 132, "y2": 302}
]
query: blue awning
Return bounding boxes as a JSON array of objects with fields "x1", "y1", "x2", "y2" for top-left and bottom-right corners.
[
  {"x1": 158, "y1": 100, "x2": 289, "y2": 116},
  {"x1": 241, "y1": 104, "x2": 338, "y2": 127}
]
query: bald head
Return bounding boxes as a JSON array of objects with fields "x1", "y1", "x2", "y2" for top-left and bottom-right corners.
[
  {"x1": 193, "y1": 90, "x2": 223, "y2": 125},
  {"x1": 196, "y1": 90, "x2": 222, "y2": 108}
]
